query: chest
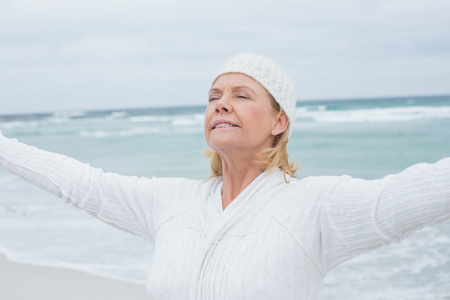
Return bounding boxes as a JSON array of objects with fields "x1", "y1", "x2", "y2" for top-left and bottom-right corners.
[{"x1": 146, "y1": 210, "x2": 322, "y2": 300}]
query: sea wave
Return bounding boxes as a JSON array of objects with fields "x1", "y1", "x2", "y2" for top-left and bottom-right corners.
[
  {"x1": 296, "y1": 105, "x2": 450, "y2": 123},
  {"x1": 80, "y1": 127, "x2": 162, "y2": 138},
  {"x1": 129, "y1": 116, "x2": 172, "y2": 123},
  {"x1": 47, "y1": 110, "x2": 87, "y2": 123},
  {"x1": 52, "y1": 110, "x2": 87, "y2": 119},
  {"x1": 172, "y1": 118, "x2": 202, "y2": 126},
  {"x1": 171, "y1": 113, "x2": 204, "y2": 126},
  {"x1": 106, "y1": 111, "x2": 128, "y2": 119},
  {"x1": 129, "y1": 114, "x2": 204, "y2": 126},
  {"x1": 0, "y1": 245, "x2": 150, "y2": 285},
  {"x1": 0, "y1": 121, "x2": 39, "y2": 129}
]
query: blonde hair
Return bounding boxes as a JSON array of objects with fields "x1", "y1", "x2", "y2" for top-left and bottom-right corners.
[{"x1": 205, "y1": 95, "x2": 299, "y2": 180}]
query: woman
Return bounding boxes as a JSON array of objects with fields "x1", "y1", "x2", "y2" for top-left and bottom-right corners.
[{"x1": 0, "y1": 53, "x2": 449, "y2": 299}]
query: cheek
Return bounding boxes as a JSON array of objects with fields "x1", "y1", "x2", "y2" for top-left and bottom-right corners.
[
  {"x1": 241, "y1": 103, "x2": 261, "y2": 120},
  {"x1": 203, "y1": 106, "x2": 214, "y2": 136},
  {"x1": 244, "y1": 106, "x2": 274, "y2": 131},
  {"x1": 204, "y1": 105, "x2": 215, "y2": 120}
]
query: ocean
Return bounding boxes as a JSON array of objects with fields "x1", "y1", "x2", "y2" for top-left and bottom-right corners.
[{"x1": 0, "y1": 95, "x2": 449, "y2": 299}]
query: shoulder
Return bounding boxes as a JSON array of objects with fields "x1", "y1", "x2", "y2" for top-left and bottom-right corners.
[
  {"x1": 268, "y1": 175, "x2": 344, "y2": 222},
  {"x1": 280, "y1": 175, "x2": 344, "y2": 199},
  {"x1": 151, "y1": 176, "x2": 215, "y2": 201},
  {"x1": 150, "y1": 176, "x2": 221, "y2": 212}
]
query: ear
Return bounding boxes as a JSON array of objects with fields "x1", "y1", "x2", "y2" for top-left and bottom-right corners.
[{"x1": 271, "y1": 111, "x2": 289, "y2": 136}]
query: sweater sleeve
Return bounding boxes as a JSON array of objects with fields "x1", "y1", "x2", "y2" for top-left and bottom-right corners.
[
  {"x1": 0, "y1": 131, "x2": 158, "y2": 241},
  {"x1": 321, "y1": 158, "x2": 450, "y2": 271}
]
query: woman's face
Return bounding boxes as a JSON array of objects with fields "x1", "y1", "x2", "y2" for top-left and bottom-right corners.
[{"x1": 204, "y1": 73, "x2": 284, "y2": 156}]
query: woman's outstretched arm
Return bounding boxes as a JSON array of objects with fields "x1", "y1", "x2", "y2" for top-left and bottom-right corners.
[
  {"x1": 321, "y1": 157, "x2": 450, "y2": 271},
  {"x1": 0, "y1": 130, "x2": 158, "y2": 241}
]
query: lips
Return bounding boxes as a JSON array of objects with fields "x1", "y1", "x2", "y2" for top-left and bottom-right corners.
[{"x1": 212, "y1": 120, "x2": 239, "y2": 129}]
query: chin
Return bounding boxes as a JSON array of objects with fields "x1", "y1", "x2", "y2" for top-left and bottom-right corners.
[{"x1": 207, "y1": 138, "x2": 242, "y2": 151}]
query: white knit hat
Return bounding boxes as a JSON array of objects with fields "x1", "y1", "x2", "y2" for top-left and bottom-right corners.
[{"x1": 212, "y1": 53, "x2": 297, "y2": 136}]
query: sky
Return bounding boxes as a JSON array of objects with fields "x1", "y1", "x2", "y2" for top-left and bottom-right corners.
[{"x1": 0, "y1": 0, "x2": 449, "y2": 115}]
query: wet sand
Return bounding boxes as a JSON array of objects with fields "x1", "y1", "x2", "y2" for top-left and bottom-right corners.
[{"x1": 0, "y1": 253, "x2": 149, "y2": 300}]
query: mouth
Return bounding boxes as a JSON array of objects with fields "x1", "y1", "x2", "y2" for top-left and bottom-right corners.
[{"x1": 212, "y1": 121, "x2": 239, "y2": 129}]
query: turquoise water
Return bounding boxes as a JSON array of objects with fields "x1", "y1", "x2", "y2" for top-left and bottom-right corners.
[{"x1": 0, "y1": 95, "x2": 449, "y2": 299}]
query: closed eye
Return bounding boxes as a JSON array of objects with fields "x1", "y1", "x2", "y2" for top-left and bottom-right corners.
[
  {"x1": 209, "y1": 94, "x2": 221, "y2": 102},
  {"x1": 236, "y1": 94, "x2": 249, "y2": 99}
]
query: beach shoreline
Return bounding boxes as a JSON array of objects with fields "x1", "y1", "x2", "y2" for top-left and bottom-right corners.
[{"x1": 0, "y1": 253, "x2": 149, "y2": 300}]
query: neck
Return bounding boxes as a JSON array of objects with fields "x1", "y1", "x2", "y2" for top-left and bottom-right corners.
[{"x1": 220, "y1": 152, "x2": 263, "y2": 210}]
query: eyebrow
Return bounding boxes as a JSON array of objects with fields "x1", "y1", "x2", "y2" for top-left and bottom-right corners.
[
  {"x1": 209, "y1": 88, "x2": 221, "y2": 94},
  {"x1": 208, "y1": 86, "x2": 257, "y2": 95},
  {"x1": 232, "y1": 86, "x2": 257, "y2": 95}
]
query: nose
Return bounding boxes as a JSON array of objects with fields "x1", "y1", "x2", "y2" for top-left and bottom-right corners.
[{"x1": 215, "y1": 94, "x2": 232, "y2": 114}]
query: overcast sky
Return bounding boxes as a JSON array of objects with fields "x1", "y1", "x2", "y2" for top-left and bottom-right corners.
[{"x1": 1, "y1": 0, "x2": 449, "y2": 115}]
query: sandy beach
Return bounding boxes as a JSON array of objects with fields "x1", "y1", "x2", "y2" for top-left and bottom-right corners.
[{"x1": 0, "y1": 253, "x2": 149, "y2": 300}]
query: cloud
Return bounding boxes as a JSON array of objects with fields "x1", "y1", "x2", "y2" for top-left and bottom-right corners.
[{"x1": 0, "y1": 0, "x2": 449, "y2": 114}]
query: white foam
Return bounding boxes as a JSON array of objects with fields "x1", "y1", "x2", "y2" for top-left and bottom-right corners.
[
  {"x1": 80, "y1": 130, "x2": 112, "y2": 138},
  {"x1": 0, "y1": 241, "x2": 151, "y2": 285},
  {"x1": 0, "y1": 247, "x2": 150, "y2": 285},
  {"x1": 0, "y1": 179, "x2": 153, "y2": 285},
  {"x1": 107, "y1": 111, "x2": 127, "y2": 119},
  {"x1": 129, "y1": 116, "x2": 172, "y2": 123},
  {"x1": 118, "y1": 127, "x2": 161, "y2": 136},
  {"x1": 49, "y1": 110, "x2": 87, "y2": 123},
  {"x1": 296, "y1": 105, "x2": 450, "y2": 123},
  {"x1": 172, "y1": 116, "x2": 204, "y2": 126},
  {"x1": 80, "y1": 127, "x2": 161, "y2": 138},
  {"x1": 0, "y1": 121, "x2": 39, "y2": 129}
]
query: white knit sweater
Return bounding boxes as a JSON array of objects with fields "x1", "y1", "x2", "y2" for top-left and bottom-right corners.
[{"x1": 0, "y1": 132, "x2": 449, "y2": 300}]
